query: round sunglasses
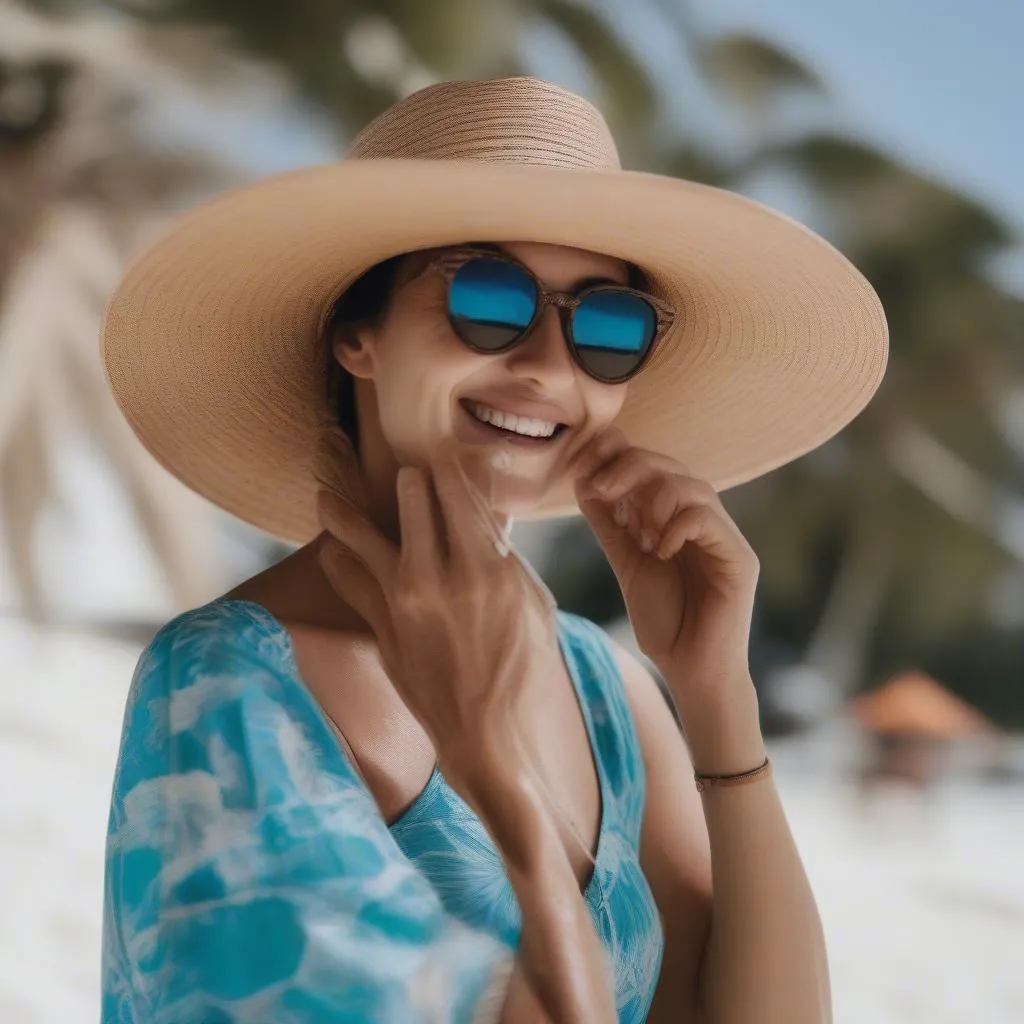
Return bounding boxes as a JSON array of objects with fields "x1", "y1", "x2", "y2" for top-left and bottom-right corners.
[{"x1": 421, "y1": 247, "x2": 675, "y2": 384}]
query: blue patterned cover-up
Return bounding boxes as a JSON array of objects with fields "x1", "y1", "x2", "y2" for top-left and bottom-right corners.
[{"x1": 102, "y1": 599, "x2": 664, "y2": 1023}]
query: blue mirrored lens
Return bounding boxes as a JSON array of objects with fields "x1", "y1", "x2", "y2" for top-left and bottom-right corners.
[
  {"x1": 449, "y1": 258, "x2": 537, "y2": 349},
  {"x1": 572, "y1": 289, "x2": 657, "y2": 381},
  {"x1": 573, "y1": 290, "x2": 655, "y2": 354}
]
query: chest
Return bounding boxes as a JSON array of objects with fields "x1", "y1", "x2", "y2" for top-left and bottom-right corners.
[{"x1": 287, "y1": 625, "x2": 603, "y2": 888}]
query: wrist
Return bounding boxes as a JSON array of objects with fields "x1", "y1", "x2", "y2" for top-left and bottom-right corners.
[
  {"x1": 463, "y1": 768, "x2": 567, "y2": 879},
  {"x1": 669, "y1": 676, "x2": 767, "y2": 777},
  {"x1": 441, "y1": 737, "x2": 549, "y2": 856}
]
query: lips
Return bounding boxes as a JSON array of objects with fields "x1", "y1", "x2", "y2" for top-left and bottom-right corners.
[
  {"x1": 456, "y1": 400, "x2": 566, "y2": 446},
  {"x1": 458, "y1": 395, "x2": 570, "y2": 430}
]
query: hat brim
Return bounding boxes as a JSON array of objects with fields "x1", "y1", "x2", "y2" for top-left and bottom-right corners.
[{"x1": 101, "y1": 159, "x2": 887, "y2": 543}]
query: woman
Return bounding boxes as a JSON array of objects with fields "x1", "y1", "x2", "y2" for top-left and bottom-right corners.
[{"x1": 100, "y1": 77, "x2": 887, "y2": 1022}]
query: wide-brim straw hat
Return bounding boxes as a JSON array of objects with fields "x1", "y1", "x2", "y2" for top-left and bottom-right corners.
[{"x1": 102, "y1": 76, "x2": 888, "y2": 543}]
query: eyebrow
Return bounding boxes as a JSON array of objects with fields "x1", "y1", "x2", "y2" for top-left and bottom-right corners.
[{"x1": 469, "y1": 241, "x2": 631, "y2": 289}]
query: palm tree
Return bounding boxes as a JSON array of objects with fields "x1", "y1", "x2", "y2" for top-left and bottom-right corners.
[
  {"x1": 1, "y1": 0, "x2": 673, "y2": 624},
  {"x1": 0, "y1": 0, "x2": 252, "y2": 623},
  {"x1": 9, "y1": 0, "x2": 1021, "y2": 726},
  {"x1": 96, "y1": 0, "x2": 662, "y2": 153},
  {"x1": 735, "y1": 135, "x2": 1021, "y2": 715},
  {"x1": 533, "y1": 19, "x2": 1024, "y2": 724}
]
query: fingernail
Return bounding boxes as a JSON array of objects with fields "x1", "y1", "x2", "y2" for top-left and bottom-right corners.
[
  {"x1": 640, "y1": 529, "x2": 655, "y2": 552},
  {"x1": 491, "y1": 449, "x2": 513, "y2": 472}
]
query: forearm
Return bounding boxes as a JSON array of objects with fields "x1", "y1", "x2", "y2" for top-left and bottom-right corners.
[
  {"x1": 673, "y1": 679, "x2": 831, "y2": 1024},
  {"x1": 459, "y1": 757, "x2": 616, "y2": 1024}
]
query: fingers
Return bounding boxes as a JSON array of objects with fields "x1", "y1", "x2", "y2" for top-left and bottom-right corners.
[
  {"x1": 570, "y1": 424, "x2": 632, "y2": 485},
  {"x1": 649, "y1": 477, "x2": 681, "y2": 530},
  {"x1": 574, "y1": 428, "x2": 744, "y2": 562},
  {"x1": 634, "y1": 474, "x2": 722, "y2": 545},
  {"x1": 317, "y1": 488, "x2": 400, "y2": 591},
  {"x1": 429, "y1": 440, "x2": 508, "y2": 573},
  {"x1": 655, "y1": 503, "x2": 758, "y2": 576},
  {"x1": 584, "y1": 440, "x2": 728, "y2": 551},
  {"x1": 588, "y1": 447, "x2": 705, "y2": 505},
  {"x1": 573, "y1": 473, "x2": 638, "y2": 560}
]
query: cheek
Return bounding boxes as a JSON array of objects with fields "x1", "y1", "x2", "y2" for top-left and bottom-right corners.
[
  {"x1": 584, "y1": 381, "x2": 629, "y2": 429},
  {"x1": 372, "y1": 331, "x2": 477, "y2": 455}
]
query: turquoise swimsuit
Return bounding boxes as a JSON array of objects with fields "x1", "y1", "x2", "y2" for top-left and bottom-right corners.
[{"x1": 101, "y1": 599, "x2": 664, "y2": 1022}]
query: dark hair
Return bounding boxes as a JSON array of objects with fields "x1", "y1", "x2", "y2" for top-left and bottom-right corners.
[{"x1": 323, "y1": 255, "x2": 404, "y2": 456}]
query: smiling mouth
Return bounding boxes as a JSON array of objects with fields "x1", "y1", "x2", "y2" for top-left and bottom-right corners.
[{"x1": 458, "y1": 399, "x2": 569, "y2": 444}]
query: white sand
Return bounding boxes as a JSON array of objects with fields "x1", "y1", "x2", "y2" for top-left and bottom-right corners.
[{"x1": 1, "y1": 622, "x2": 1022, "y2": 1023}]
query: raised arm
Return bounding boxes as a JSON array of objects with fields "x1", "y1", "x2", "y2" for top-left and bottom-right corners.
[
  {"x1": 314, "y1": 446, "x2": 618, "y2": 1022},
  {"x1": 612, "y1": 641, "x2": 829, "y2": 1024},
  {"x1": 571, "y1": 425, "x2": 832, "y2": 1024},
  {"x1": 454, "y1": 739, "x2": 615, "y2": 1024}
]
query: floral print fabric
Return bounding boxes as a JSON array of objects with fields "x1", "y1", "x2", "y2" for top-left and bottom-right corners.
[{"x1": 102, "y1": 599, "x2": 662, "y2": 1022}]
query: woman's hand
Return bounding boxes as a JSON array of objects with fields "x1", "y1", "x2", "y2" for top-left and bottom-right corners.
[
  {"x1": 315, "y1": 436, "x2": 617, "y2": 1023},
  {"x1": 572, "y1": 426, "x2": 760, "y2": 703},
  {"x1": 314, "y1": 436, "x2": 561, "y2": 794}
]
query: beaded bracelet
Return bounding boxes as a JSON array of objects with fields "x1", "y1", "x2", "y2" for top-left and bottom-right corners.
[{"x1": 694, "y1": 755, "x2": 771, "y2": 793}]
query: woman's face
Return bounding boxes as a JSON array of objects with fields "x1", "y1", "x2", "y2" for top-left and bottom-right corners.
[{"x1": 333, "y1": 241, "x2": 631, "y2": 515}]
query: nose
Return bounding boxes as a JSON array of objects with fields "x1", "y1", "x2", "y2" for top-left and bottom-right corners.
[{"x1": 503, "y1": 305, "x2": 576, "y2": 386}]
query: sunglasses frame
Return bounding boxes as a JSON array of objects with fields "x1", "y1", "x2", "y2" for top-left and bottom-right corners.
[{"x1": 420, "y1": 246, "x2": 676, "y2": 384}]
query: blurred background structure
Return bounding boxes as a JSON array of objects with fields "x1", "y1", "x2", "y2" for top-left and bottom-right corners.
[{"x1": 1, "y1": 1, "x2": 1022, "y2": 1021}]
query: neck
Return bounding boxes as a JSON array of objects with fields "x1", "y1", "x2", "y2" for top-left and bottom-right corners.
[
  {"x1": 360, "y1": 454, "x2": 515, "y2": 550},
  {"x1": 250, "y1": 451, "x2": 515, "y2": 635},
  {"x1": 358, "y1": 441, "x2": 404, "y2": 547}
]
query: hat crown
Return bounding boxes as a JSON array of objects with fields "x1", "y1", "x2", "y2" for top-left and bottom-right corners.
[{"x1": 347, "y1": 76, "x2": 621, "y2": 171}]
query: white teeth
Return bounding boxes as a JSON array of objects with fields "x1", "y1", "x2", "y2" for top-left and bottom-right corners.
[{"x1": 468, "y1": 402, "x2": 560, "y2": 438}]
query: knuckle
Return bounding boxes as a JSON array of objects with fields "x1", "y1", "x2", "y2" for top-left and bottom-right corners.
[
  {"x1": 654, "y1": 476, "x2": 677, "y2": 502},
  {"x1": 394, "y1": 579, "x2": 434, "y2": 617},
  {"x1": 678, "y1": 505, "x2": 705, "y2": 529},
  {"x1": 675, "y1": 474, "x2": 711, "y2": 500}
]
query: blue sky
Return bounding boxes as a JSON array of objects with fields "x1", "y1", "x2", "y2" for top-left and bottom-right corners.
[
  {"x1": 694, "y1": 0, "x2": 1024, "y2": 225},
  {"x1": 690, "y1": 0, "x2": 1024, "y2": 287},
  {"x1": 231, "y1": 2, "x2": 1024, "y2": 229},
  {"x1": 212, "y1": 0, "x2": 1024, "y2": 291}
]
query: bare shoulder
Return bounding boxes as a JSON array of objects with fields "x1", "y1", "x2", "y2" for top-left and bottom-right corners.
[
  {"x1": 223, "y1": 539, "x2": 381, "y2": 634},
  {"x1": 603, "y1": 633, "x2": 651, "y2": 689},
  {"x1": 226, "y1": 546, "x2": 437, "y2": 819}
]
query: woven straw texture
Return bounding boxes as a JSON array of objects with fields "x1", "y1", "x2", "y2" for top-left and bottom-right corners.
[{"x1": 101, "y1": 76, "x2": 888, "y2": 542}]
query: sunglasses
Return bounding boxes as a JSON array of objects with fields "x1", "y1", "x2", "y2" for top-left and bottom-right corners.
[{"x1": 420, "y1": 247, "x2": 675, "y2": 384}]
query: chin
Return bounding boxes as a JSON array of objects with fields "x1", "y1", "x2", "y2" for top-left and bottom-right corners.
[{"x1": 487, "y1": 477, "x2": 554, "y2": 518}]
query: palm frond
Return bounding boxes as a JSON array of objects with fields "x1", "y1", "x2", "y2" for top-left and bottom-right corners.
[{"x1": 0, "y1": 1, "x2": 253, "y2": 619}]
